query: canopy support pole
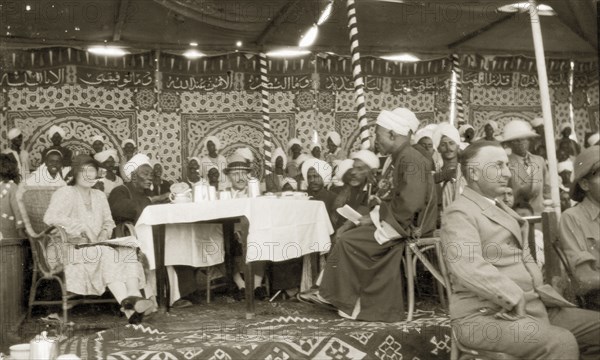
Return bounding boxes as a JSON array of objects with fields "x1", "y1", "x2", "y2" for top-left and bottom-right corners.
[
  {"x1": 346, "y1": 0, "x2": 370, "y2": 150},
  {"x1": 528, "y1": 0, "x2": 561, "y2": 216},
  {"x1": 259, "y1": 52, "x2": 273, "y2": 175}
]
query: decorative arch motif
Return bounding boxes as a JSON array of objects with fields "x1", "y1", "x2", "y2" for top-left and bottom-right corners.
[{"x1": 6, "y1": 108, "x2": 136, "y2": 167}]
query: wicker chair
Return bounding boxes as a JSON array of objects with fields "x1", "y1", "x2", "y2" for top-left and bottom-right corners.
[{"x1": 16, "y1": 185, "x2": 117, "y2": 323}]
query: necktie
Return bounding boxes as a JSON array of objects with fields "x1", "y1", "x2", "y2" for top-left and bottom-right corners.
[{"x1": 524, "y1": 155, "x2": 533, "y2": 177}]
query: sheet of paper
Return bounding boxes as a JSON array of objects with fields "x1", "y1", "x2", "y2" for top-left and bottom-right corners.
[{"x1": 336, "y1": 205, "x2": 362, "y2": 225}]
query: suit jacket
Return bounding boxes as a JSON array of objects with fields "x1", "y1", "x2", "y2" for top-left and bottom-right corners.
[
  {"x1": 508, "y1": 152, "x2": 550, "y2": 214},
  {"x1": 441, "y1": 187, "x2": 572, "y2": 320}
]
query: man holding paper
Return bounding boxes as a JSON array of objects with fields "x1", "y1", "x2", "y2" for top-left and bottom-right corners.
[{"x1": 314, "y1": 107, "x2": 437, "y2": 322}]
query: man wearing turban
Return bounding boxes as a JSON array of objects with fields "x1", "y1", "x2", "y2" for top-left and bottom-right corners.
[
  {"x1": 264, "y1": 147, "x2": 288, "y2": 193},
  {"x1": 303, "y1": 107, "x2": 437, "y2": 322},
  {"x1": 557, "y1": 123, "x2": 581, "y2": 158},
  {"x1": 119, "y1": 139, "x2": 137, "y2": 182},
  {"x1": 90, "y1": 135, "x2": 105, "y2": 156},
  {"x1": 42, "y1": 125, "x2": 73, "y2": 166},
  {"x1": 324, "y1": 131, "x2": 347, "y2": 166},
  {"x1": 286, "y1": 138, "x2": 306, "y2": 179},
  {"x1": 3, "y1": 128, "x2": 30, "y2": 180},
  {"x1": 302, "y1": 158, "x2": 336, "y2": 214},
  {"x1": 25, "y1": 149, "x2": 69, "y2": 187},
  {"x1": 200, "y1": 136, "x2": 228, "y2": 188},
  {"x1": 433, "y1": 122, "x2": 467, "y2": 210},
  {"x1": 94, "y1": 149, "x2": 123, "y2": 197}
]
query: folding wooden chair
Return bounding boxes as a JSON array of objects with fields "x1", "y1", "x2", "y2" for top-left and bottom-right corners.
[{"x1": 16, "y1": 186, "x2": 117, "y2": 323}]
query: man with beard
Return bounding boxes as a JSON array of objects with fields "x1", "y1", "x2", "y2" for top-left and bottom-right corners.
[
  {"x1": 433, "y1": 123, "x2": 467, "y2": 210},
  {"x1": 42, "y1": 125, "x2": 72, "y2": 166},
  {"x1": 25, "y1": 149, "x2": 68, "y2": 187},
  {"x1": 4, "y1": 128, "x2": 30, "y2": 180},
  {"x1": 503, "y1": 120, "x2": 551, "y2": 214}
]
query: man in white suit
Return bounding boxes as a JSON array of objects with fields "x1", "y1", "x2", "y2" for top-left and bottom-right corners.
[{"x1": 442, "y1": 140, "x2": 599, "y2": 359}]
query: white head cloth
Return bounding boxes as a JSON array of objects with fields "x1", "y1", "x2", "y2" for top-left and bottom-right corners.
[
  {"x1": 47, "y1": 125, "x2": 66, "y2": 140},
  {"x1": 310, "y1": 143, "x2": 321, "y2": 152},
  {"x1": 459, "y1": 124, "x2": 474, "y2": 137},
  {"x1": 530, "y1": 117, "x2": 544, "y2": 128},
  {"x1": 559, "y1": 122, "x2": 572, "y2": 132},
  {"x1": 326, "y1": 131, "x2": 342, "y2": 146},
  {"x1": 432, "y1": 122, "x2": 461, "y2": 149},
  {"x1": 413, "y1": 128, "x2": 434, "y2": 144},
  {"x1": 91, "y1": 135, "x2": 105, "y2": 144},
  {"x1": 282, "y1": 177, "x2": 298, "y2": 190},
  {"x1": 557, "y1": 160, "x2": 574, "y2": 173},
  {"x1": 287, "y1": 138, "x2": 302, "y2": 151},
  {"x1": 332, "y1": 159, "x2": 354, "y2": 186},
  {"x1": 94, "y1": 149, "x2": 119, "y2": 164},
  {"x1": 204, "y1": 136, "x2": 221, "y2": 151},
  {"x1": 301, "y1": 158, "x2": 333, "y2": 185},
  {"x1": 351, "y1": 149, "x2": 380, "y2": 170},
  {"x1": 201, "y1": 162, "x2": 219, "y2": 178},
  {"x1": 7, "y1": 128, "x2": 21, "y2": 140},
  {"x1": 188, "y1": 156, "x2": 201, "y2": 166},
  {"x1": 123, "y1": 153, "x2": 151, "y2": 179},
  {"x1": 121, "y1": 139, "x2": 136, "y2": 148},
  {"x1": 484, "y1": 120, "x2": 499, "y2": 133},
  {"x1": 376, "y1": 108, "x2": 420, "y2": 136},
  {"x1": 272, "y1": 147, "x2": 287, "y2": 169},
  {"x1": 588, "y1": 133, "x2": 600, "y2": 147},
  {"x1": 235, "y1": 147, "x2": 254, "y2": 162}
]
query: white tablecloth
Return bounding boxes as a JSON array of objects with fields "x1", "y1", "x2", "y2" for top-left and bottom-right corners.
[{"x1": 135, "y1": 198, "x2": 334, "y2": 269}]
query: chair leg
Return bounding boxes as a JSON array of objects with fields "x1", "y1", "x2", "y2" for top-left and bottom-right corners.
[
  {"x1": 206, "y1": 268, "x2": 211, "y2": 304},
  {"x1": 55, "y1": 277, "x2": 69, "y2": 324},
  {"x1": 405, "y1": 247, "x2": 415, "y2": 321},
  {"x1": 27, "y1": 273, "x2": 41, "y2": 319}
]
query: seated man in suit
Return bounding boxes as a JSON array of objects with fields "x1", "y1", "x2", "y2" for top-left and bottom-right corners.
[
  {"x1": 442, "y1": 141, "x2": 600, "y2": 359},
  {"x1": 559, "y1": 145, "x2": 600, "y2": 311}
]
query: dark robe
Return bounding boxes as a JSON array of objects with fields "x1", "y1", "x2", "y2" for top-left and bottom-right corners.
[
  {"x1": 319, "y1": 141, "x2": 437, "y2": 322},
  {"x1": 151, "y1": 179, "x2": 172, "y2": 196},
  {"x1": 330, "y1": 184, "x2": 369, "y2": 230},
  {"x1": 108, "y1": 182, "x2": 197, "y2": 300},
  {"x1": 308, "y1": 188, "x2": 336, "y2": 214}
]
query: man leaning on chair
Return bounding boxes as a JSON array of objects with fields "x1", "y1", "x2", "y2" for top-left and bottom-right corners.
[{"x1": 441, "y1": 140, "x2": 600, "y2": 359}]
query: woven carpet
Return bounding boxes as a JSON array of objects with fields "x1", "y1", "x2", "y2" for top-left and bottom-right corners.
[{"x1": 58, "y1": 309, "x2": 451, "y2": 360}]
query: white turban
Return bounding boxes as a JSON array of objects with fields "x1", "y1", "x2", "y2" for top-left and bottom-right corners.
[
  {"x1": 272, "y1": 147, "x2": 287, "y2": 169},
  {"x1": 432, "y1": 122, "x2": 461, "y2": 150},
  {"x1": 121, "y1": 139, "x2": 136, "y2": 148},
  {"x1": 530, "y1": 117, "x2": 544, "y2": 128},
  {"x1": 413, "y1": 128, "x2": 434, "y2": 144},
  {"x1": 376, "y1": 108, "x2": 420, "y2": 136},
  {"x1": 123, "y1": 153, "x2": 151, "y2": 179},
  {"x1": 352, "y1": 149, "x2": 380, "y2": 170},
  {"x1": 235, "y1": 147, "x2": 254, "y2": 162},
  {"x1": 301, "y1": 158, "x2": 333, "y2": 185},
  {"x1": 484, "y1": 120, "x2": 499, "y2": 133},
  {"x1": 332, "y1": 159, "x2": 354, "y2": 186},
  {"x1": 295, "y1": 154, "x2": 310, "y2": 166},
  {"x1": 282, "y1": 177, "x2": 298, "y2": 190},
  {"x1": 287, "y1": 138, "x2": 302, "y2": 151},
  {"x1": 310, "y1": 143, "x2": 321, "y2": 152},
  {"x1": 326, "y1": 131, "x2": 341, "y2": 146},
  {"x1": 557, "y1": 160, "x2": 574, "y2": 174},
  {"x1": 188, "y1": 156, "x2": 201, "y2": 166},
  {"x1": 204, "y1": 136, "x2": 221, "y2": 151},
  {"x1": 459, "y1": 124, "x2": 474, "y2": 136},
  {"x1": 47, "y1": 125, "x2": 66, "y2": 140},
  {"x1": 91, "y1": 135, "x2": 105, "y2": 144},
  {"x1": 588, "y1": 133, "x2": 600, "y2": 147},
  {"x1": 94, "y1": 149, "x2": 119, "y2": 164},
  {"x1": 559, "y1": 122, "x2": 572, "y2": 132},
  {"x1": 7, "y1": 128, "x2": 21, "y2": 140}
]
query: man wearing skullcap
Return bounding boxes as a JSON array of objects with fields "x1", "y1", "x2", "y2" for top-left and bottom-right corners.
[
  {"x1": 119, "y1": 139, "x2": 137, "y2": 182},
  {"x1": 330, "y1": 151, "x2": 379, "y2": 231},
  {"x1": 305, "y1": 107, "x2": 437, "y2": 322},
  {"x1": 324, "y1": 131, "x2": 347, "y2": 165},
  {"x1": 3, "y1": 128, "x2": 30, "y2": 180},
  {"x1": 286, "y1": 138, "x2": 305, "y2": 179},
  {"x1": 25, "y1": 149, "x2": 69, "y2": 187},
  {"x1": 433, "y1": 123, "x2": 467, "y2": 210},
  {"x1": 503, "y1": 120, "x2": 551, "y2": 214},
  {"x1": 200, "y1": 136, "x2": 228, "y2": 188},
  {"x1": 90, "y1": 135, "x2": 105, "y2": 156},
  {"x1": 150, "y1": 161, "x2": 172, "y2": 196},
  {"x1": 477, "y1": 120, "x2": 503, "y2": 142},
  {"x1": 264, "y1": 147, "x2": 288, "y2": 193},
  {"x1": 42, "y1": 125, "x2": 73, "y2": 166},
  {"x1": 185, "y1": 157, "x2": 201, "y2": 187},
  {"x1": 557, "y1": 123, "x2": 581, "y2": 158},
  {"x1": 559, "y1": 146, "x2": 600, "y2": 311},
  {"x1": 93, "y1": 149, "x2": 123, "y2": 197}
]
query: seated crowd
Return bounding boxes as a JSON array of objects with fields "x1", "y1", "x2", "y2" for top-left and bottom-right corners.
[{"x1": 1, "y1": 113, "x2": 599, "y2": 357}]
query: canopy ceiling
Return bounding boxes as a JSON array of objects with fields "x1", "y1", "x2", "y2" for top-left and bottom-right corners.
[{"x1": 0, "y1": 0, "x2": 597, "y2": 59}]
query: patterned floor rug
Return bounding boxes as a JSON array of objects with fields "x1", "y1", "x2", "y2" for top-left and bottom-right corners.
[{"x1": 58, "y1": 308, "x2": 451, "y2": 360}]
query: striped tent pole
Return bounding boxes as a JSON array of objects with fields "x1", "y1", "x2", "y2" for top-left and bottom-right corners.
[
  {"x1": 259, "y1": 52, "x2": 273, "y2": 174},
  {"x1": 452, "y1": 54, "x2": 464, "y2": 124},
  {"x1": 346, "y1": 0, "x2": 370, "y2": 150}
]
